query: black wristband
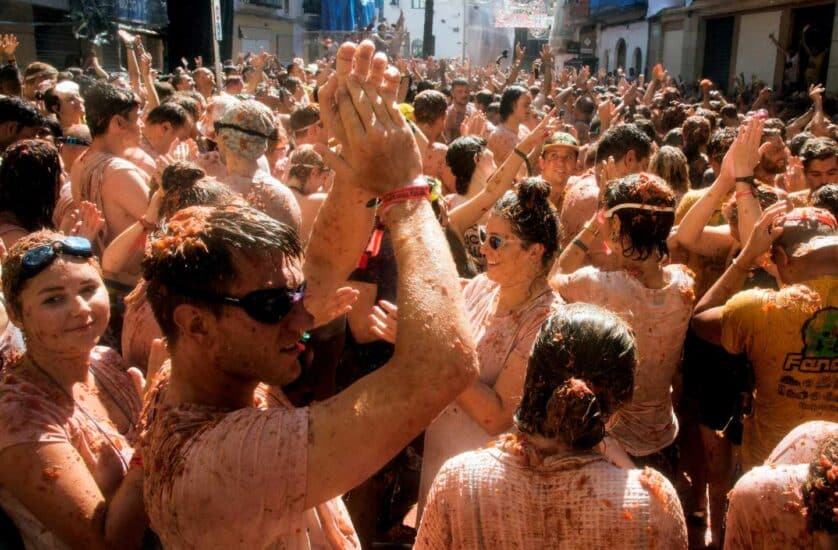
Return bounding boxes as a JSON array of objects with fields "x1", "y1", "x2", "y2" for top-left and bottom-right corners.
[
  {"x1": 735, "y1": 175, "x2": 756, "y2": 185},
  {"x1": 513, "y1": 148, "x2": 533, "y2": 176}
]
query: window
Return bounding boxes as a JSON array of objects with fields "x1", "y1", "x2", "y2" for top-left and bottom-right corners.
[{"x1": 412, "y1": 0, "x2": 425, "y2": 8}]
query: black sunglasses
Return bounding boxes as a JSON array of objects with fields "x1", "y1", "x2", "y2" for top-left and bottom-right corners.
[
  {"x1": 21, "y1": 237, "x2": 94, "y2": 277},
  {"x1": 175, "y1": 283, "x2": 306, "y2": 324}
]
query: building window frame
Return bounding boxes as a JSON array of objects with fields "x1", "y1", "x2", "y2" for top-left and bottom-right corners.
[{"x1": 411, "y1": 0, "x2": 425, "y2": 9}]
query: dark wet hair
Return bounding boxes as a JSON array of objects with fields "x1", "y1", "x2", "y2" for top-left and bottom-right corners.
[
  {"x1": 0, "y1": 65, "x2": 22, "y2": 97},
  {"x1": 789, "y1": 132, "x2": 815, "y2": 157},
  {"x1": 602, "y1": 172, "x2": 676, "y2": 261},
  {"x1": 143, "y1": 205, "x2": 302, "y2": 346},
  {"x1": 499, "y1": 85, "x2": 527, "y2": 122},
  {"x1": 811, "y1": 184, "x2": 838, "y2": 218},
  {"x1": 596, "y1": 123, "x2": 652, "y2": 165},
  {"x1": 660, "y1": 105, "x2": 687, "y2": 134},
  {"x1": 147, "y1": 102, "x2": 190, "y2": 128},
  {"x1": 0, "y1": 140, "x2": 61, "y2": 232},
  {"x1": 800, "y1": 137, "x2": 838, "y2": 171},
  {"x1": 157, "y1": 162, "x2": 239, "y2": 219},
  {"x1": 446, "y1": 136, "x2": 486, "y2": 195},
  {"x1": 803, "y1": 436, "x2": 838, "y2": 534},
  {"x1": 475, "y1": 89, "x2": 493, "y2": 110},
  {"x1": 3, "y1": 229, "x2": 101, "y2": 319},
  {"x1": 707, "y1": 127, "x2": 737, "y2": 166},
  {"x1": 0, "y1": 96, "x2": 43, "y2": 128},
  {"x1": 491, "y1": 178, "x2": 559, "y2": 269},
  {"x1": 413, "y1": 90, "x2": 448, "y2": 124},
  {"x1": 515, "y1": 303, "x2": 637, "y2": 449},
  {"x1": 662, "y1": 127, "x2": 683, "y2": 148},
  {"x1": 682, "y1": 115, "x2": 711, "y2": 158},
  {"x1": 83, "y1": 81, "x2": 138, "y2": 137}
]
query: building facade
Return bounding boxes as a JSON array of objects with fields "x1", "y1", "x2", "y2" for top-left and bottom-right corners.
[{"x1": 0, "y1": 0, "x2": 167, "y2": 71}]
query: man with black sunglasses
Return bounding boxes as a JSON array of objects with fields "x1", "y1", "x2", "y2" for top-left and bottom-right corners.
[{"x1": 139, "y1": 40, "x2": 478, "y2": 548}]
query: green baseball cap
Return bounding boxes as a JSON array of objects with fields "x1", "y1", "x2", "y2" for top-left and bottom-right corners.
[{"x1": 543, "y1": 131, "x2": 579, "y2": 153}]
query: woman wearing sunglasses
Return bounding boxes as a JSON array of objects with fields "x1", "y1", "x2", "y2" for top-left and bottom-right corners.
[
  {"x1": 0, "y1": 231, "x2": 147, "y2": 548},
  {"x1": 370, "y1": 178, "x2": 562, "y2": 512},
  {"x1": 416, "y1": 304, "x2": 688, "y2": 549},
  {"x1": 551, "y1": 173, "x2": 696, "y2": 478}
]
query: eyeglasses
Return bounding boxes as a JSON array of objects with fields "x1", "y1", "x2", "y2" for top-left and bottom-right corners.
[
  {"x1": 481, "y1": 233, "x2": 521, "y2": 251},
  {"x1": 175, "y1": 283, "x2": 306, "y2": 324},
  {"x1": 21, "y1": 236, "x2": 94, "y2": 277}
]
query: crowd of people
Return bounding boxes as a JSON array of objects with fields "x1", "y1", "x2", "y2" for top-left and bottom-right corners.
[{"x1": 0, "y1": 26, "x2": 835, "y2": 549}]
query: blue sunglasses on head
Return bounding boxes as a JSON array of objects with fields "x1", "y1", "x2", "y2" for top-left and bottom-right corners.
[{"x1": 21, "y1": 236, "x2": 94, "y2": 277}]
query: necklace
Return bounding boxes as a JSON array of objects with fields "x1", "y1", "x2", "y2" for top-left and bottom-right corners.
[{"x1": 24, "y1": 355, "x2": 134, "y2": 470}]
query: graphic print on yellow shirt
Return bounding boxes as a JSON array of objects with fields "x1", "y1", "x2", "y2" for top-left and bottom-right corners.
[{"x1": 721, "y1": 277, "x2": 838, "y2": 470}]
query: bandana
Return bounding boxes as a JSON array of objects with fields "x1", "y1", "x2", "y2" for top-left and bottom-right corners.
[{"x1": 603, "y1": 203, "x2": 675, "y2": 217}]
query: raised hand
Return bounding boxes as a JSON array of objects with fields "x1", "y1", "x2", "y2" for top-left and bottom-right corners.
[
  {"x1": 732, "y1": 117, "x2": 764, "y2": 178},
  {"x1": 68, "y1": 201, "x2": 105, "y2": 243},
  {"x1": 652, "y1": 63, "x2": 665, "y2": 83},
  {"x1": 1, "y1": 34, "x2": 19, "y2": 57},
  {"x1": 139, "y1": 51, "x2": 152, "y2": 76},
  {"x1": 318, "y1": 40, "x2": 422, "y2": 195},
  {"x1": 740, "y1": 201, "x2": 789, "y2": 259},
  {"x1": 194, "y1": 55, "x2": 203, "y2": 68},
  {"x1": 809, "y1": 83, "x2": 825, "y2": 110},
  {"x1": 460, "y1": 111, "x2": 487, "y2": 138},
  {"x1": 369, "y1": 300, "x2": 397, "y2": 344},
  {"x1": 519, "y1": 107, "x2": 558, "y2": 151},
  {"x1": 515, "y1": 42, "x2": 526, "y2": 63}
]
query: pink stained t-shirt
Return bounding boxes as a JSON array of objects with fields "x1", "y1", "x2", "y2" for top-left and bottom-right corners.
[
  {"x1": 724, "y1": 422, "x2": 838, "y2": 550},
  {"x1": 140, "y1": 367, "x2": 360, "y2": 550},
  {"x1": 419, "y1": 274, "x2": 561, "y2": 510},
  {"x1": 555, "y1": 265, "x2": 696, "y2": 456},
  {"x1": 416, "y1": 447, "x2": 687, "y2": 549},
  {"x1": 0, "y1": 347, "x2": 141, "y2": 550}
]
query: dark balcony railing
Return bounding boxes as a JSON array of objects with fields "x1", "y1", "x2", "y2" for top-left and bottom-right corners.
[{"x1": 588, "y1": 0, "x2": 646, "y2": 14}]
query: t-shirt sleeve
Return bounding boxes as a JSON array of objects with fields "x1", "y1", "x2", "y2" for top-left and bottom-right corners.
[
  {"x1": 0, "y1": 388, "x2": 70, "y2": 453},
  {"x1": 720, "y1": 289, "x2": 768, "y2": 356},
  {"x1": 177, "y1": 406, "x2": 310, "y2": 538}
]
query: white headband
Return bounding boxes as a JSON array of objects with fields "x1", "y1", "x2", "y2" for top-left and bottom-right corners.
[{"x1": 604, "y1": 203, "x2": 675, "y2": 217}]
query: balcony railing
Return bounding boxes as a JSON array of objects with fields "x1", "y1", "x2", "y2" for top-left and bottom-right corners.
[{"x1": 589, "y1": 0, "x2": 646, "y2": 14}]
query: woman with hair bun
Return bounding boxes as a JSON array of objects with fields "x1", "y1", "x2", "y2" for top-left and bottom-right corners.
[
  {"x1": 416, "y1": 303, "x2": 688, "y2": 549},
  {"x1": 551, "y1": 172, "x2": 696, "y2": 477},
  {"x1": 369, "y1": 177, "x2": 562, "y2": 512}
]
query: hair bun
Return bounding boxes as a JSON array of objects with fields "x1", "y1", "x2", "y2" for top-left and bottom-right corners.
[
  {"x1": 516, "y1": 177, "x2": 551, "y2": 208},
  {"x1": 545, "y1": 378, "x2": 605, "y2": 448}
]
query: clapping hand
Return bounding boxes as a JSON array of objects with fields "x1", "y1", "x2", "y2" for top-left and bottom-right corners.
[{"x1": 317, "y1": 40, "x2": 422, "y2": 195}]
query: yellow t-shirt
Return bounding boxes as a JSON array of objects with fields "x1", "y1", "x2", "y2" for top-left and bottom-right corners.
[{"x1": 721, "y1": 276, "x2": 838, "y2": 471}]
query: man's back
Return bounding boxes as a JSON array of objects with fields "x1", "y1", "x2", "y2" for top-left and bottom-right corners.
[
  {"x1": 720, "y1": 276, "x2": 838, "y2": 470},
  {"x1": 70, "y1": 149, "x2": 150, "y2": 246}
]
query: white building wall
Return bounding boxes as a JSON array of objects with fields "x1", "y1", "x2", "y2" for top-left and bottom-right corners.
[
  {"x1": 733, "y1": 10, "x2": 781, "y2": 86},
  {"x1": 597, "y1": 20, "x2": 648, "y2": 74},
  {"x1": 382, "y1": 0, "x2": 512, "y2": 63}
]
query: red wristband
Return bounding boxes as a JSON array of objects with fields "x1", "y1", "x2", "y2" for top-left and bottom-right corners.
[
  {"x1": 735, "y1": 189, "x2": 755, "y2": 200},
  {"x1": 129, "y1": 450, "x2": 143, "y2": 469},
  {"x1": 380, "y1": 185, "x2": 430, "y2": 211}
]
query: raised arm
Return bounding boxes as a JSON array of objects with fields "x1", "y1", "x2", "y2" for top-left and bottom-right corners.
[
  {"x1": 674, "y1": 136, "x2": 739, "y2": 258},
  {"x1": 305, "y1": 41, "x2": 478, "y2": 508},
  {"x1": 692, "y1": 202, "x2": 787, "y2": 344},
  {"x1": 303, "y1": 42, "x2": 378, "y2": 326},
  {"x1": 447, "y1": 109, "x2": 556, "y2": 237}
]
